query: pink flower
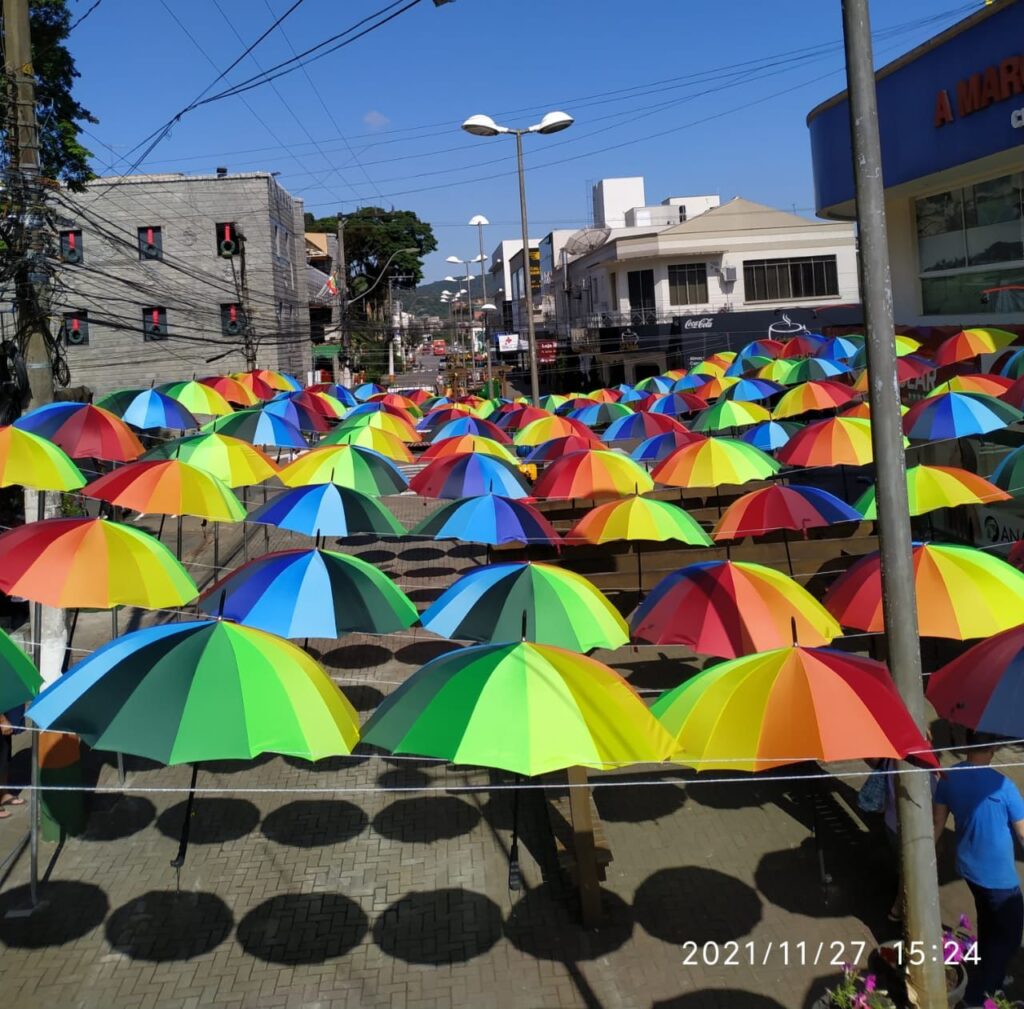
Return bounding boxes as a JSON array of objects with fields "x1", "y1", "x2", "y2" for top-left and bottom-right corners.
[
  {"x1": 983, "y1": 999, "x2": 999, "y2": 1009},
  {"x1": 863, "y1": 975, "x2": 876, "y2": 992},
  {"x1": 841, "y1": 962, "x2": 855, "y2": 975},
  {"x1": 959, "y1": 914, "x2": 973, "y2": 931},
  {"x1": 852, "y1": 995, "x2": 868, "y2": 1009}
]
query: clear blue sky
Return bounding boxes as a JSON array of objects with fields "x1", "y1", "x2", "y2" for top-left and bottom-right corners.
[{"x1": 66, "y1": 0, "x2": 981, "y2": 283}]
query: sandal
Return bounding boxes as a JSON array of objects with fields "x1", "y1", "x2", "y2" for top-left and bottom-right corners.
[
  {"x1": 1, "y1": 797, "x2": 25, "y2": 806},
  {"x1": 0, "y1": 809, "x2": 11, "y2": 819}
]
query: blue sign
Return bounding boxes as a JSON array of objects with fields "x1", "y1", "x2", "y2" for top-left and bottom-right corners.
[{"x1": 807, "y1": 2, "x2": 1024, "y2": 214}]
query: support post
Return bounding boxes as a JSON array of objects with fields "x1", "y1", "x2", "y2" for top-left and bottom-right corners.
[
  {"x1": 514, "y1": 131, "x2": 540, "y2": 408},
  {"x1": 566, "y1": 765, "x2": 601, "y2": 927},
  {"x1": 841, "y1": 2, "x2": 944, "y2": 1005},
  {"x1": 335, "y1": 213, "x2": 348, "y2": 356}
]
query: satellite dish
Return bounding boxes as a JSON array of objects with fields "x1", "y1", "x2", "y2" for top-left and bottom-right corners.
[{"x1": 563, "y1": 227, "x2": 610, "y2": 257}]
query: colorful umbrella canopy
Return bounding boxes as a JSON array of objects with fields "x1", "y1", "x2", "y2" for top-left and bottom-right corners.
[
  {"x1": 494, "y1": 405, "x2": 551, "y2": 432},
  {"x1": 926, "y1": 374, "x2": 1013, "y2": 399},
  {"x1": 935, "y1": 327, "x2": 1018, "y2": 367},
  {"x1": 739, "y1": 420, "x2": 801, "y2": 452},
  {"x1": 409, "y1": 454, "x2": 530, "y2": 499},
  {"x1": 412, "y1": 493, "x2": 559, "y2": 547},
  {"x1": 0, "y1": 426, "x2": 84, "y2": 491},
  {"x1": 145, "y1": 433, "x2": 278, "y2": 486},
  {"x1": 652, "y1": 646, "x2": 931, "y2": 771},
  {"x1": 318, "y1": 425, "x2": 413, "y2": 461},
  {"x1": 28, "y1": 620, "x2": 359, "y2": 764},
  {"x1": 231, "y1": 371, "x2": 278, "y2": 401},
  {"x1": 824, "y1": 542, "x2": 1024, "y2": 639},
  {"x1": 772, "y1": 380, "x2": 856, "y2": 419},
  {"x1": 198, "y1": 375, "x2": 260, "y2": 407},
  {"x1": 526, "y1": 434, "x2": 603, "y2": 462},
  {"x1": 779, "y1": 333, "x2": 827, "y2": 359},
  {"x1": 248, "y1": 483, "x2": 404, "y2": 538},
  {"x1": 690, "y1": 360, "x2": 726, "y2": 378},
  {"x1": 201, "y1": 408, "x2": 307, "y2": 449},
  {"x1": 995, "y1": 347, "x2": 1024, "y2": 380},
  {"x1": 670, "y1": 374, "x2": 714, "y2": 393},
  {"x1": 631, "y1": 560, "x2": 840, "y2": 657},
  {"x1": 691, "y1": 376, "x2": 739, "y2": 402},
  {"x1": 122, "y1": 389, "x2": 198, "y2": 431},
  {"x1": 307, "y1": 383, "x2": 358, "y2": 408},
  {"x1": 630, "y1": 430, "x2": 707, "y2": 464},
  {"x1": 586, "y1": 388, "x2": 623, "y2": 404},
  {"x1": 235, "y1": 369, "x2": 294, "y2": 393},
  {"x1": 568, "y1": 401, "x2": 634, "y2": 428},
  {"x1": 416, "y1": 406, "x2": 472, "y2": 433},
  {"x1": 345, "y1": 400, "x2": 413, "y2": 423},
  {"x1": 278, "y1": 445, "x2": 407, "y2": 495},
  {"x1": 927, "y1": 625, "x2": 1024, "y2": 736},
  {"x1": 754, "y1": 359, "x2": 801, "y2": 385},
  {"x1": 652, "y1": 438, "x2": 779, "y2": 489},
  {"x1": 420, "y1": 434, "x2": 518, "y2": 465},
  {"x1": 353, "y1": 382, "x2": 385, "y2": 401},
  {"x1": 902, "y1": 392, "x2": 1022, "y2": 441},
  {"x1": 335, "y1": 410, "x2": 421, "y2": 443},
  {"x1": 513, "y1": 415, "x2": 592, "y2": 447},
  {"x1": 360, "y1": 641, "x2": 673, "y2": 776},
  {"x1": 851, "y1": 355, "x2": 935, "y2": 393},
  {"x1": 737, "y1": 339, "x2": 785, "y2": 360},
  {"x1": 813, "y1": 335, "x2": 864, "y2": 362},
  {"x1": 82, "y1": 459, "x2": 246, "y2": 522},
  {"x1": 635, "y1": 375, "x2": 674, "y2": 394},
  {"x1": 648, "y1": 392, "x2": 706, "y2": 417},
  {"x1": 159, "y1": 380, "x2": 233, "y2": 417},
  {"x1": 691, "y1": 399, "x2": 770, "y2": 433},
  {"x1": 369, "y1": 392, "x2": 423, "y2": 416},
  {"x1": 14, "y1": 402, "x2": 144, "y2": 462},
  {"x1": 601, "y1": 412, "x2": 685, "y2": 444},
  {"x1": 95, "y1": 388, "x2": 146, "y2": 416},
  {"x1": 538, "y1": 394, "x2": 568, "y2": 412},
  {"x1": 992, "y1": 445, "x2": 1024, "y2": 495},
  {"x1": 565, "y1": 495, "x2": 711, "y2": 547},
  {"x1": 855, "y1": 465, "x2": 1010, "y2": 518},
  {"x1": 533, "y1": 449, "x2": 654, "y2": 499},
  {"x1": 776, "y1": 417, "x2": 894, "y2": 468},
  {"x1": 0, "y1": 628, "x2": 41, "y2": 711},
  {"x1": 720, "y1": 378, "x2": 784, "y2": 403},
  {"x1": 429, "y1": 417, "x2": 511, "y2": 444},
  {"x1": 0, "y1": 517, "x2": 197, "y2": 609},
  {"x1": 713, "y1": 485, "x2": 860, "y2": 541},
  {"x1": 894, "y1": 335, "x2": 923, "y2": 357},
  {"x1": 421, "y1": 562, "x2": 628, "y2": 651},
  {"x1": 263, "y1": 396, "x2": 331, "y2": 433},
  {"x1": 199, "y1": 548, "x2": 416, "y2": 638},
  {"x1": 785, "y1": 358, "x2": 851, "y2": 384}
]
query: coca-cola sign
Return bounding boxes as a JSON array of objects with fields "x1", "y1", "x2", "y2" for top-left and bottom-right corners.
[{"x1": 683, "y1": 317, "x2": 714, "y2": 330}]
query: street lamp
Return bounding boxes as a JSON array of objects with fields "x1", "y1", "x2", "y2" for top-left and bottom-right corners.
[
  {"x1": 446, "y1": 254, "x2": 484, "y2": 367},
  {"x1": 468, "y1": 215, "x2": 494, "y2": 393}
]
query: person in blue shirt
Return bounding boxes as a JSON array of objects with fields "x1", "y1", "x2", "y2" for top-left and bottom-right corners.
[{"x1": 934, "y1": 730, "x2": 1024, "y2": 1006}]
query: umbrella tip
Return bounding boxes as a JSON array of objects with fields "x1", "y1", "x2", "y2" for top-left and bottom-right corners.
[
  {"x1": 217, "y1": 590, "x2": 226, "y2": 619},
  {"x1": 521, "y1": 610, "x2": 528, "y2": 643},
  {"x1": 790, "y1": 616, "x2": 798, "y2": 647}
]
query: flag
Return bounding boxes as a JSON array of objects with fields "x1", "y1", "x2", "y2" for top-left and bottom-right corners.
[{"x1": 326, "y1": 273, "x2": 339, "y2": 296}]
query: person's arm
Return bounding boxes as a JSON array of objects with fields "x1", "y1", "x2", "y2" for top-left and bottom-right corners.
[
  {"x1": 933, "y1": 802, "x2": 949, "y2": 845},
  {"x1": 1014, "y1": 818, "x2": 1024, "y2": 849}
]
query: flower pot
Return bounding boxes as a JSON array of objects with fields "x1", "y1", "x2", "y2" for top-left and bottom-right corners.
[{"x1": 944, "y1": 963, "x2": 966, "y2": 1008}]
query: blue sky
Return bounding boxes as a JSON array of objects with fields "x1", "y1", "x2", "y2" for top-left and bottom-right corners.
[{"x1": 67, "y1": 0, "x2": 981, "y2": 282}]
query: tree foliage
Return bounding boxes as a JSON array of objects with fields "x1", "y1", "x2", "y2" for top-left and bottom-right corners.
[{"x1": 0, "y1": 0, "x2": 97, "y2": 188}]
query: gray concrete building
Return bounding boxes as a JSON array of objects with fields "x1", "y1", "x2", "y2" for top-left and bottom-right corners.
[{"x1": 52, "y1": 171, "x2": 311, "y2": 396}]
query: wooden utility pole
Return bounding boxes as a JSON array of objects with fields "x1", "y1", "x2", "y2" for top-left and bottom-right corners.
[{"x1": 335, "y1": 212, "x2": 348, "y2": 356}]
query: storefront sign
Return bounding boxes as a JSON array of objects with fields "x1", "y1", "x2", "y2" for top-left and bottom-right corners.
[
  {"x1": 496, "y1": 333, "x2": 518, "y2": 353},
  {"x1": 974, "y1": 505, "x2": 1024, "y2": 546},
  {"x1": 934, "y1": 54, "x2": 1024, "y2": 127},
  {"x1": 528, "y1": 248, "x2": 541, "y2": 293},
  {"x1": 537, "y1": 339, "x2": 557, "y2": 364},
  {"x1": 683, "y1": 317, "x2": 714, "y2": 330}
]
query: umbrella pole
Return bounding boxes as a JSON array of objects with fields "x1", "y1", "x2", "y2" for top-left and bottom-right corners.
[
  {"x1": 157, "y1": 513, "x2": 166, "y2": 544},
  {"x1": 263, "y1": 482, "x2": 270, "y2": 551},
  {"x1": 214, "y1": 522, "x2": 220, "y2": 574},
  {"x1": 176, "y1": 515, "x2": 183, "y2": 561},
  {"x1": 170, "y1": 764, "x2": 200, "y2": 891},
  {"x1": 508, "y1": 775, "x2": 522, "y2": 891},
  {"x1": 782, "y1": 529, "x2": 793, "y2": 577},
  {"x1": 635, "y1": 543, "x2": 643, "y2": 600},
  {"x1": 28, "y1": 721, "x2": 39, "y2": 908},
  {"x1": 111, "y1": 608, "x2": 125, "y2": 785}
]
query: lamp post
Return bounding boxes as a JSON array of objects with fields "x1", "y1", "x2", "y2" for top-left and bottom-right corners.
[
  {"x1": 461, "y1": 111, "x2": 573, "y2": 407},
  {"x1": 480, "y1": 302, "x2": 497, "y2": 396},
  {"x1": 446, "y1": 254, "x2": 484, "y2": 371},
  {"x1": 468, "y1": 215, "x2": 494, "y2": 394}
]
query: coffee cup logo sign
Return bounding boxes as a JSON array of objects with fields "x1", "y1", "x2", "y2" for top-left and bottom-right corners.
[{"x1": 768, "y1": 313, "x2": 807, "y2": 339}]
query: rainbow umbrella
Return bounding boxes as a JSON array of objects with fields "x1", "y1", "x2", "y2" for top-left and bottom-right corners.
[
  {"x1": 0, "y1": 628, "x2": 41, "y2": 710},
  {"x1": 776, "y1": 417, "x2": 897, "y2": 468},
  {"x1": 895, "y1": 335, "x2": 922, "y2": 357},
  {"x1": 936, "y1": 327, "x2": 1018, "y2": 367},
  {"x1": 813, "y1": 335, "x2": 864, "y2": 362},
  {"x1": 421, "y1": 562, "x2": 628, "y2": 651},
  {"x1": 726, "y1": 355, "x2": 774, "y2": 378},
  {"x1": 278, "y1": 445, "x2": 407, "y2": 496},
  {"x1": 335, "y1": 410, "x2": 421, "y2": 443},
  {"x1": 927, "y1": 374, "x2": 1014, "y2": 398},
  {"x1": 855, "y1": 465, "x2": 1009, "y2": 518},
  {"x1": 82, "y1": 460, "x2": 246, "y2": 522},
  {"x1": 992, "y1": 446, "x2": 1024, "y2": 494},
  {"x1": 649, "y1": 392, "x2": 706, "y2": 417},
  {"x1": 495, "y1": 405, "x2": 552, "y2": 432},
  {"x1": 198, "y1": 375, "x2": 260, "y2": 407},
  {"x1": 526, "y1": 434, "x2": 603, "y2": 461},
  {"x1": 354, "y1": 382, "x2": 385, "y2": 401},
  {"x1": 636, "y1": 375, "x2": 674, "y2": 394},
  {"x1": 739, "y1": 420, "x2": 802, "y2": 452},
  {"x1": 824, "y1": 542, "x2": 1024, "y2": 639},
  {"x1": 996, "y1": 348, "x2": 1024, "y2": 380},
  {"x1": 360, "y1": 641, "x2": 673, "y2": 776},
  {"x1": 670, "y1": 374, "x2": 714, "y2": 393},
  {"x1": 619, "y1": 388, "x2": 657, "y2": 407},
  {"x1": 421, "y1": 434, "x2": 518, "y2": 465},
  {"x1": 412, "y1": 494, "x2": 559, "y2": 547},
  {"x1": 631, "y1": 560, "x2": 840, "y2": 657},
  {"x1": 691, "y1": 399, "x2": 770, "y2": 433},
  {"x1": 0, "y1": 426, "x2": 84, "y2": 491},
  {"x1": 555, "y1": 398, "x2": 594, "y2": 417},
  {"x1": 430, "y1": 416, "x2": 511, "y2": 444},
  {"x1": 369, "y1": 392, "x2": 423, "y2": 416},
  {"x1": 318, "y1": 424, "x2": 413, "y2": 461},
  {"x1": 538, "y1": 394, "x2": 568, "y2": 412},
  {"x1": 201, "y1": 408, "x2": 307, "y2": 449},
  {"x1": 713, "y1": 485, "x2": 860, "y2": 542},
  {"x1": 691, "y1": 376, "x2": 739, "y2": 402},
  {"x1": 248, "y1": 484, "x2": 404, "y2": 538},
  {"x1": 652, "y1": 438, "x2": 779, "y2": 489},
  {"x1": 927, "y1": 625, "x2": 1024, "y2": 737},
  {"x1": 902, "y1": 392, "x2": 1022, "y2": 441},
  {"x1": 346, "y1": 401, "x2": 413, "y2": 423},
  {"x1": 263, "y1": 395, "x2": 331, "y2": 433},
  {"x1": 785, "y1": 358, "x2": 851, "y2": 384},
  {"x1": 533, "y1": 449, "x2": 654, "y2": 499},
  {"x1": 566, "y1": 496, "x2": 711, "y2": 547},
  {"x1": 28, "y1": 620, "x2": 359, "y2": 764},
  {"x1": 409, "y1": 454, "x2": 530, "y2": 499},
  {"x1": 601, "y1": 411, "x2": 684, "y2": 443},
  {"x1": 198, "y1": 548, "x2": 416, "y2": 639},
  {"x1": 513, "y1": 415, "x2": 592, "y2": 447},
  {"x1": 122, "y1": 390, "x2": 198, "y2": 431},
  {"x1": 663, "y1": 369, "x2": 687, "y2": 381},
  {"x1": 416, "y1": 406, "x2": 474, "y2": 433},
  {"x1": 290, "y1": 389, "x2": 347, "y2": 419},
  {"x1": 690, "y1": 360, "x2": 726, "y2": 378},
  {"x1": 403, "y1": 388, "x2": 433, "y2": 406},
  {"x1": 851, "y1": 355, "x2": 934, "y2": 392},
  {"x1": 0, "y1": 517, "x2": 197, "y2": 608},
  {"x1": 159, "y1": 380, "x2": 233, "y2": 417},
  {"x1": 586, "y1": 388, "x2": 623, "y2": 404},
  {"x1": 652, "y1": 646, "x2": 931, "y2": 771},
  {"x1": 779, "y1": 333, "x2": 827, "y2": 359},
  {"x1": 236, "y1": 369, "x2": 294, "y2": 393},
  {"x1": 720, "y1": 378, "x2": 784, "y2": 403},
  {"x1": 307, "y1": 383, "x2": 358, "y2": 408},
  {"x1": 754, "y1": 359, "x2": 802, "y2": 385},
  {"x1": 95, "y1": 388, "x2": 146, "y2": 416},
  {"x1": 145, "y1": 433, "x2": 278, "y2": 487},
  {"x1": 231, "y1": 371, "x2": 278, "y2": 401},
  {"x1": 737, "y1": 338, "x2": 785, "y2": 360},
  {"x1": 630, "y1": 430, "x2": 707, "y2": 464},
  {"x1": 568, "y1": 402, "x2": 634, "y2": 428},
  {"x1": 15, "y1": 402, "x2": 144, "y2": 462},
  {"x1": 773, "y1": 380, "x2": 855, "y2": 419}
]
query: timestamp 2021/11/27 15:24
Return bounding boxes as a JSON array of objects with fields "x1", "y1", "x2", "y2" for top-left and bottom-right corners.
[{"x1": 679, "y1": 940, "x2": 872, "y2": 968}]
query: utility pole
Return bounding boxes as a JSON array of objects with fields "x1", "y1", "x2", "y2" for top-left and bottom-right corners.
[
  {"x1": 840, "y1": 2, "x2": 944, "y2": 1006},
  {"x1": 335, "y1": 212, "x2": 348, "y2": 360}
]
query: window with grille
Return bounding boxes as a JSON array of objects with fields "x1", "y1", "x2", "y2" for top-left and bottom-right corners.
[
  {"x1": 743, "y1": 255, "x2": 838, "y2": 303},
  {"x1": 668, "y1": 263, "x2": 708, "y2": 306}
]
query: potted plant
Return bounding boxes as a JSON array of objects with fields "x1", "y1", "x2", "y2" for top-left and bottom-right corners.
[
  {"x1": 810, "y1": 964, "x2": 897, "y2": 1009},
  {"x1": 873, "y1": 917, "x2": 973, "y2": 1008},
  {"x1": 983, "y1": 994, "x2": 1024, "y2": 1008}
]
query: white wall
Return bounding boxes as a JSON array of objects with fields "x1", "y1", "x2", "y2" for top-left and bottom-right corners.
[{"x1": 593, "y1": 178, "x2": 646, "y2": 229}]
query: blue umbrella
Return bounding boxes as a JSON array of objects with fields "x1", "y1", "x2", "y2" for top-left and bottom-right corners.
[
  {"x1": 202, "y1": 408, "x2": 307, "y2": 448},
  {"x1": 411, "y1": 493, "x2": 560, "y2": 546},
  {"x1": 430, "y1": 417, "x2": 510, "y2": 443},
  {"x1": 247, "y1": 484, "x2": 405, "y2": 537},
  {"x1": 122, "y1": 390, "x2": 198, "y2": 430},
  {"x1": 903, "y1": 392, "x2": 1023, "y2": 441},
  {"x1": 409, "y1": 453, "x2": 531, "y2": 499},
  {"x1": 720, "y1": 379, "x2": 784, "y2": 403},
  {"x1": 813, "y1": 335, "x2": 864, "y2": 362},
  {"x1": 740, "y1": 420, "x2": 803, "y2": 452},
  {"x1": 354, "y1": 382, "x2": 385, "y2": 401},
  {"x1": 648, "y1": 392, "x2": 706, "y2": 417},
  {"x1": 311, "y1": 383, "x2": 357, "y2": 407},
  {"x1": 670, "y1": 375, "x2": 714, "y2": 393},
  {"x1": 263, "y1": 396, "x2": 330, "y2": 433},
  {"x1": 618, "y1": 388, "x2": 649, "y2": 405},
  {"x1": 630, "y1": 430, "x2": 706, "y2": 463}
]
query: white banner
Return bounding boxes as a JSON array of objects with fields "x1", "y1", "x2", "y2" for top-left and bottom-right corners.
[{"x1": 496, "y1": 333, "x2": 518, "y2": 353}]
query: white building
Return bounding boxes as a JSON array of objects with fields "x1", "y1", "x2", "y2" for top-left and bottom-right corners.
[{"x1": 592, "y1": 177, "x2": 646, "y2": 229}]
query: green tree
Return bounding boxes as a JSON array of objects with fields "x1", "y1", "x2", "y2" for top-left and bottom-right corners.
[{"x1": 0, "y1": 0, "x2": 97, "y2": 188}]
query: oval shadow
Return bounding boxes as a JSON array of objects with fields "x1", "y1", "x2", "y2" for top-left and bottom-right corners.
[
  {"x1": 373, "y1": 888, "x2": 503, "y2": 965},
  {"x1": 82, "y1": 795, "x2": 157, "y2": 842},
  {"x1": 376, "y1": 768, "x2": 431, "y2": 790},
  {"x1": 342, "y1": 684, "x2": 385, "y2": 711},
  {"x1": 393, "y1": 640, "x2": 461, "y2": 666},
  {"x1": 404, "y1": 565, "x2": 456, "y2": 580},
  {"x1": 0, "y1": 881, "x2": 108, "y2": 947},
  {"x1": 635, "y1": 867, "x2": 762, "y2": 944},
  {"x1": 155, "y1": 798, "x2": 260, "y2": 845},
  {"x1": 321, "y1": 644, "x2": 393, "y2": 669},
  {"x1": 372, "y1": 796, "x2": 481, "y2": 843},
  {"x1": 593, "y1": 779, "x2": 686, "y2": 823},
  {"x1": 281, "y1": 753, "x2": 369, "y2": 771},
  {"x1": 106, "y1": 891, "x2": 233, "y2": 961},
  {"x1": 237, "y1": 893, "x2": 368, "y2": 965},
  {"x1": 261, "y1": 800, "x2": 368, "y2": 848},
  {"x1": 351, "y1": 549, "x2": 397, "y2": 566},
  {"x1": 406, "y1": 588, "x2": 444, "y2": 605},
  {"x1": 201, "y1": 753, "x2": 275, "y2": 775},
  {"x1": 654, "y1": 992, "x2": 786, "y2": 1009},
  {"x1": 399, "y1": 546, "x2": 446, "y2": 563}
]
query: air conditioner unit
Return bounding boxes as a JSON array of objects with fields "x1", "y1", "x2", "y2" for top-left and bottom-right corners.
[{"x1": 720, "y1": 265, "x2": 737, "y2": 284}]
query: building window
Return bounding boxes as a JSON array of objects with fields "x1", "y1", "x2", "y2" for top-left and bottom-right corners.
[
  {"x1": 138, "y1": 226, "x2": 163, "y2": 261},
  {"x1": 143, "y1": 306, "x2": 167, "y2": 340},
  {"x1": 63, "y1": 311, "x2": 88, "y2": 346},
  {"x1": 221, "y1": 303, "x2": 244, "y2": 337},
  {"x1": 668, "y1": 263, "x2": 708, "y2": 306},
  {"x1": 916, "y1": 171, "x2": 1024, "y2": 314},
  {"x1": 60, "y1": 230, "x2": 83, "y2": 264},
  {"x1": 216, "y1": 222, "x2": 239, "y2": 257},
  {"x1": 743, "y1": 256, "x2": 839, "y2": 303},
  {"x1": 627, "y1": 269, "x2": 656, "y2": 324}
]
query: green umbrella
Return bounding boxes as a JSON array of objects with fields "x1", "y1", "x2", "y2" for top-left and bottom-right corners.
[
  {"x1": 0, "y1": 628, "x2": 41, "y2": 710},
  {"x1": 95, "y1": 388, "x2": 146, "y2": 417},
  {"x1": 690, "y1": 399, "x2": 771, "y2": 433}
]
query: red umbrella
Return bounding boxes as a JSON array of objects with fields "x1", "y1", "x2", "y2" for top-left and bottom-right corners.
[
  {"x1": 713, "y1": 485, "x2": 861, "y2": 542},
  {"x1": 14, "y1": 402, "x2": 144, "y2": 462},
  {"x1": 533, "y1": 449, "x2": 653, "y2": 499},
  {"x1": 1000, "y1": 376, "x2": 1024, "y2": 411},
  {"x1": 779, "y1": 334, "x2": 828, "y2": 359},
  {"x1": 495, "y1": 406, "x2": 552, "y2": 432},
  {"x1": 525, "y1": 434, "x2": 602, "y2": 461}
]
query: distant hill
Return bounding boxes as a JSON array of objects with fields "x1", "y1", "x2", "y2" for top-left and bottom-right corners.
[{"x1": 407, "y1": 279, "x2": 454, "y2": 320}]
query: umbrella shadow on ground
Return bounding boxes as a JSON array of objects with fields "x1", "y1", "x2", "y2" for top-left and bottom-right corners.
[
  {"x1": 80, "y1": 794, "x2": 157, "y2": 842},
  {"x1": 592, "y1": 770, "x2": 687, "y2": 823},
  {"x1": 105, "y1": 891, "x2": 233, "y2": 961},
  {"x1": 261, "y1": 800, "x2": 368, "y2": 848},
  {"x1": 0, "y1": 881, "x2": 108, "y2": 947},
  {"x1": 396, "y1": 546, "x2": 448, "y2": 563},
  {"x1": 654, "y1": 991, "x2": 786, "y2": 1009},
  {"x1": 200, "y1": 753, "x2": 275, "y2": 775},
  {"x1": 349, "y1": 548, "x2": 398, "y2": 567},
  {"x1": 402, "y1": 565, "x2": 458, "y2": 581},
  {"x1": 372, "y1": 887, "x2": 503, "y2": 965},
  {"x1": 393, "y1": 639, "x2": 461, "y2": 666},
  {"x1": 372, "y1": 796, "x2": 481, "y2": 843},
  {"x1": 237, "y1": 893, "x2": 368, "y2": 965},
  {"x1": 91, "y1": 750, "x2": 165, "y2": 775},
  {"x1": 320, "y1": 643, "x2": 394, "y2": 669},
  {"x1": 634, "y1": 867, "x2": 762, "y2": 944},
  {"x1": 282, "y1": 752, "x2": 370, "y2": 772},
  {"x1": 155, "y1": 798, "x2": 261, "y2": 845},
  {"x1": 339, "y1": 684, "x2": 385, "y2": 711},
  {"x1": 610, "y1": 653, "x2": 705, "y2": 693},
  {"x1": 376, "y1": 768, "x2": 432, "y2": 789},
  {"x1": 405, "y1": 587, "x2": 445, "y2": 606}
]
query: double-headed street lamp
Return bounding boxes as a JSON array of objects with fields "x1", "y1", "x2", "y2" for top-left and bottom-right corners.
[
  {"x1": 461, "y1": 111, "x2": 574, "y2": 407},
  {"x1": 468, "y1": 215, "x2": 495, "y2": 394},
  {"x1": 446, "y1": 253, "x2": 485, "y2": 371}
]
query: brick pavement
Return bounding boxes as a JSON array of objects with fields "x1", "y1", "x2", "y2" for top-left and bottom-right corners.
[{"x1": 0, "y1": 505, "x2": 1018, "y2": 1009}]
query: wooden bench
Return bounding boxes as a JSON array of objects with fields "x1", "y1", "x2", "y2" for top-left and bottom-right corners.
[{"x1": 545, "y1": 785, "x2": 613, "y2": 886}]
